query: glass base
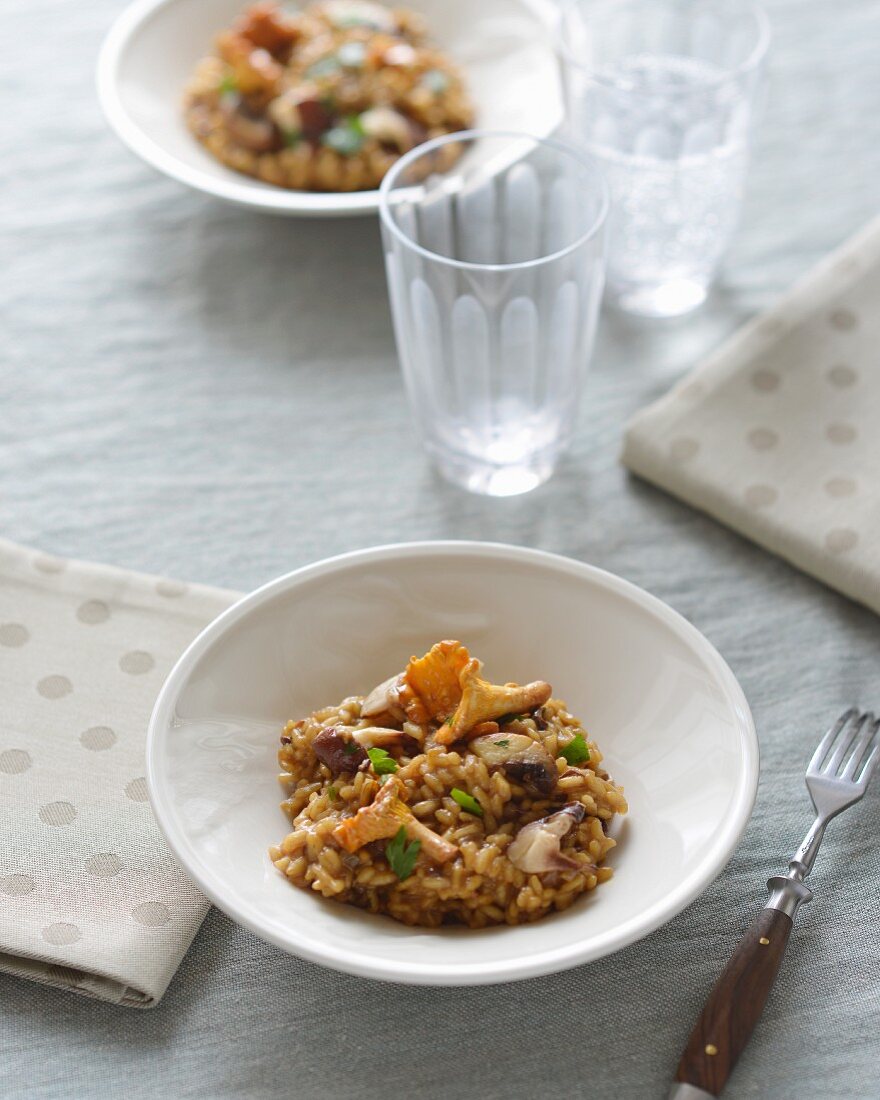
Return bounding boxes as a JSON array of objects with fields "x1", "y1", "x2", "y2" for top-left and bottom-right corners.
[
  {"x1": 432, "y1": 448, "x2": 555, "y2": 497},
  {"x1": 607, "y1": 277, "x2": 708, "y2": 318}
]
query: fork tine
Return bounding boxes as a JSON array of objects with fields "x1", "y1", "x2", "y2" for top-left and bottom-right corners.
[
  {"x1": 841, "y1": 714, "x2": 879, "y2": 779},
  {"x1": 855, "y1": 733, "x2": 880, "y2": 786},
  {"x1": 825, "y1": 711, "x2": 867, "y2": 774},
  {"x1": 809, "y1": 708, "x2": 858, "y2": 773}
]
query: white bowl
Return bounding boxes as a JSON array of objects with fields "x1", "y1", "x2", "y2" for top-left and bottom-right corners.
[
  {"x1": 97, "y1": 0, "x2": 563, "y2": 217},
  {"x1": 147, "y1": 542, "x2": 758, "y2": 984}
]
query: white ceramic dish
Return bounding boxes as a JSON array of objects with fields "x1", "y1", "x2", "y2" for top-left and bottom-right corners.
[
  {"x1": 97, "y1": 0, "x2": 563, "y2": 217},
  {"x1": 147, "y1": 542, "x2": 758, "y2": 984}
]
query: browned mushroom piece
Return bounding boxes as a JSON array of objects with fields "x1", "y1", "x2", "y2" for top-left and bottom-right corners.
[
  {"x1": 220, "y1": 95, "x2": 281, "y2": 152},
  {"x1": 311, "y1": 727, "x2": 366, "y2": 775},
  {"x1": 216, "y1": 32, "x2": 284, "y2": 98},
  {"x1": 232, "y1": 1, "x2": 299, "y2": 57},
  {"x1": 506, "y1": 803, "x2": 588, "y2": 874},
  {"x1": 470, "y1": 732, "x2": 558, "y2": 798}
]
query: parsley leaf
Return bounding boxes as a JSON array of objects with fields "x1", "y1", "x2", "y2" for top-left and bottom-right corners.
[
  {"x1": 326, "y1": 784, "x2": 338, "y2": 800},
  {"x1": 218, "y1": 72, "x2": 237, "y2": 96},
  {"x1": 367, "y1": 746, "x2": 398, "y2": 775},
  {"x1": 560, "y1": 733, "x2": 590, "y2": 766},
  {"x1": 495, "y1": 739, "x2": 510, "y2": 748},
  {"x1": 498, "y1": 713, "x2": 525, "y2": 724},
  {"x1": 385, "y1": 826, "x2": 420, "y2": 880},
  {"x1": 343, "y1": 742, "x2": 359, "y2": 756},
  {"x1": 320, "y1": 115, "x2": 366, "y2": 155},
  {"x1": 450, "y1": 787, "x2": 483, "y2": 816}
]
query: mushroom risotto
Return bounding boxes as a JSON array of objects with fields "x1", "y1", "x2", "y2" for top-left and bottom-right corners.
[
  {"x1": 184, "y1": 0, "x2": 474, "y2": 192},
  {"x1": 270, "y1": 641, "x2": 628, "y2": 927}
]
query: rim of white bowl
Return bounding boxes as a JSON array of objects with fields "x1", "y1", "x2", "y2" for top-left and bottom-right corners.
[
  {"x1": 96, "y1": 0, "x2": 562, "y2": 217},
  {"x1": 147, "y1": 541, "x2": 758, "y2": 984}
]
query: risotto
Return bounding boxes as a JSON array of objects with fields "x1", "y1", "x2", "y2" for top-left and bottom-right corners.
[
  {"x1": 184, "y1": 0, "x2": 474, "y2": 191},
  {"x1": 269, "y1": 640, "x2": 628, "y2": 927}
]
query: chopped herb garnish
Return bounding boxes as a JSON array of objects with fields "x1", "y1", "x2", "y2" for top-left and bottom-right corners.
[
  {"x1": 495, "y1": 738, "x2": 510, "y2": 748},
  {"x1": 420, "y1": 69, "x2": 449, "y2": 94},
  {"x1": 320, "y1": 115, "x2": 365, "y2": 155},
  {"x1": 367, "y1": 746, "x2": 398, "y2": 775},
  {"x1": 282, "y1": 128, "x2": 302, "y2": 148},
  {"x1": 451, "y1": 787, "x2": 483, "y2": 817},
  {"x1": 385, "y1": 825, "x2": 420, "y2": 881},
  {"x1": 326, "y1": 784, "x2": 338, "y2": 800},
  {"x1": 560, "y1": 733, "x2": 590, "y2": 766},
  {"x1": 307, "y1": 56, "x2": 342, "y2": 79},
  {"x1": 218, "y1": 72, "x2": 238, "y2": 96},
  {"x1": 343, "y1": 741, "x2": 359, "y2": 755},
  {"x1": 499, "y1": 713, "x2": 525, "y2": 725}
]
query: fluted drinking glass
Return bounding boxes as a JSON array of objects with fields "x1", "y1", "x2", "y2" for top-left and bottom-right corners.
[
  {"x1": 559, "y1": 0, "x2": 770, "y2": 317},
  {"x1": 379, "y1": 131, "x2": 608, "y2": 497}
]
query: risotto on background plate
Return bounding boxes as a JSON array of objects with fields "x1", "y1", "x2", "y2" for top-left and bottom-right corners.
[
  {"x1": 270, "y1": 639, "x2": 628, "y2": 926},
  {"x1": 184, "y1": 0, "x2": 474, "y2": 191}
]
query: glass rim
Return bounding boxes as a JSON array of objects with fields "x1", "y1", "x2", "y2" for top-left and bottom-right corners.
[
  {"x1": 556, "y1": 0, "x2": 772, "y2": 93},
  {"x1": 378, "y1": 129, "x2": 609, "y2": 274}
]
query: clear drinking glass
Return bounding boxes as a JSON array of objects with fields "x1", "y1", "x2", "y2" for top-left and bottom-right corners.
[
  {"x1": 379, "y1": 131, "x2": 608, "y2": 497},
  {"x1": 559, "y1": 0, "x2": 770, "y2": 317}
]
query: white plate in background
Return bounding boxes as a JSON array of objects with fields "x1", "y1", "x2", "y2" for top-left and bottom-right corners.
[
  {"x1": 97, "y1": 0, "x2": 563, "y2": 216},
  {"x1": 147, "y1": 541, "x2": 758, "y2": 985}
]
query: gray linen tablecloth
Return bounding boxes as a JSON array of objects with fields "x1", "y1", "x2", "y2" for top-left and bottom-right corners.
[{"x1": 2, "y1": 0, "x2": 879, "y2": 1096}]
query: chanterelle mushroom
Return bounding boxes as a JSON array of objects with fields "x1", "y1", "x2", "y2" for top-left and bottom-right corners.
[
  {"x1": 470, "y1": 732, "x2": 558, "y2": 798},
  {"x1": 437, "y1": 660, "x2": 552, "y2": 745},
  {"x1": 332, "y1": 777, "x2": 458, "y2": 865},
  {"x1": 399, "y1": 640, "x2": 471, "y2": 725},
  {"x1": 506, "y1": 804, "x2": 587, "y2": 874}
]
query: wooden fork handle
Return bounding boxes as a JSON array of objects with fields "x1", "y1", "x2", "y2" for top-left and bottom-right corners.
[{"x1": 671, "y1": 907, "x2": 794, "y2": 1097}]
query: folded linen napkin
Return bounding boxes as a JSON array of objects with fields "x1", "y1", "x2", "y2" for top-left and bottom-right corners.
[
  {"x1": 0, "y1": 538, "x2": 236, "y2": 1007},
  {"x1": 623, "y1": 215, "x2": 880, "y2": 617}
]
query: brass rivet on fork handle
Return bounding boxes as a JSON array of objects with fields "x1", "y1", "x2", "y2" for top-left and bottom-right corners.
[{"x1": 668, "y1": 708, "x2": 880, "y2": 1099}]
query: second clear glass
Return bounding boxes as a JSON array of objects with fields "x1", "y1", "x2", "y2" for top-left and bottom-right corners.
[
  {"x1": 379, "y1": 131, "x2": 608, "y2": 497},
  {"x1": 558, "y1": 0, "x2": 771, "y2": 317}
]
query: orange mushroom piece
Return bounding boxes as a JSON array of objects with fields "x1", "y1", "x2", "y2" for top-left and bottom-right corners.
[
  {"x1": 399, "y1": 640, "x2": 471, "y2": 724},
  {"x1": 436, "y1": 659, "x2": 552, "y2": 745},
  {"x1": 332, "y1": 777, "x2": 458, "y2": 865}
]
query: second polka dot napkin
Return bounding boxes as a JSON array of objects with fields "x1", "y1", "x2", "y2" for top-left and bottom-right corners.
[
  {"x1": 0, "y1": 539, "x2": 236, "y2": 1006},
  {"x1": 623, "y1": 214, "x2": 880, "y2": 617}
]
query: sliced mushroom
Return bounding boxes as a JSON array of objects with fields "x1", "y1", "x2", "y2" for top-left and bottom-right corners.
[
  {"x1": 506, "y1": 804, "x2": 587, "y2": 874},
  {"x1": 470, "y1": 732, "x2": 558, "y2": 798},
  {"x1": 360, "y1": 673, "x2": 407, "y2": 721},
  {"x1": 360, "y1": 107, "x2": 416, "y2": 153},
  {"x1": 350, "y1": 726, "x2": 418, "y2": 752},
  {"x1": 311, "y1": 727, "x2": 366, "y2": 775},
  {"x1": 267, "y1": 86, "x2": 332, "y2": 140},
  {"x1": 220, "y1": 94, "x2": 280, "y2": 152},
  {"x1": 437, "y1": 660, "x2": 552, "y2": 744},
  {"x1": 332, "y1": 777, "x2": 457, "y2": 864}
]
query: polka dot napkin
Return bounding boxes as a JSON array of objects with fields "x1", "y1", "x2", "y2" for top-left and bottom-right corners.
[
  {"x1": 0, "y1": 538, "x2": 236, "y2": 1007},
  {"x1": 623, "y1": 215, "x2": 880, "y2": 617}
]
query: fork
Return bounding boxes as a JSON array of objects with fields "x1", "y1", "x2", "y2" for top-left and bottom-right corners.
[{"x1": 669, "y1": 708, "x2": 880, "y2": 1099}]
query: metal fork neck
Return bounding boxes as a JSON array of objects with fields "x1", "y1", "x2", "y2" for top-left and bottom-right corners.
[
  {"x1": 765, "y1": 814, "x2": 823, "y2": 918},
  {"x1": 792, "y1": 814, "x2": 828, "y2": 878}
]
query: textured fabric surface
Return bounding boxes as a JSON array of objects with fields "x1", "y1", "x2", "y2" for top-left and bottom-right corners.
[
  {"x1": 623, "y1": 215, "x2": 880, "y2": 616},
  {"x1": 0, "y1": 538, "x2": 235, "y2": 1005},
  {"x1": 2, "y1": 0, "x2": 880, "y2": 1096}
]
